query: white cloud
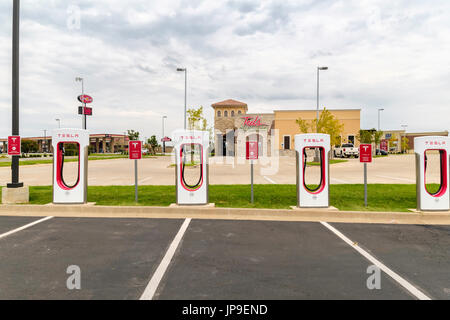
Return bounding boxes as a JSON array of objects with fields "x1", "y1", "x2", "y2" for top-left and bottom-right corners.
[{"x1": 0, "y1": 0, "x2": 449, "y2": 142}]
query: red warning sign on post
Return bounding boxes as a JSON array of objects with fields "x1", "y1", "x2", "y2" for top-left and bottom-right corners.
[
  {"x1": 128, "y1": 141, "x2": 142, "y2": 160},
  {"x1": 246, "y1": 141, "x2": 259, "y2": 160},
  {"x1": 359, "y1": 144, "x2": 372, "y2": 163},
  {"x1": 8, "y1": 136, "x2": 21, "y2": 155}
]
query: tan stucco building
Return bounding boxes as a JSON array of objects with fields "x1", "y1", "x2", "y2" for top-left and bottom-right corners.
[{"x1": 211, "y1": 99, "x2": 361, "y2": 157}]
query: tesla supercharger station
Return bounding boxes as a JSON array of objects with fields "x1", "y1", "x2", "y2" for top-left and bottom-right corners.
[
  {"x1": 295, "y1": 133, "x2": 331, "y2": 208},
  {"x1": 415, "y1": 136, "x2": 449, "y2": 211},
  {"x1": 52, "y1": 129, "x2": 89, "y2": 204},
  {"x1": 173, "y1": 130, "x2": 209, "y2": 205}
]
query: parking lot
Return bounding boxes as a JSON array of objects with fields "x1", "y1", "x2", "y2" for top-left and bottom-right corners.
[{"x1": 1, "y1": 215, "x2": 448, "y2": 300}]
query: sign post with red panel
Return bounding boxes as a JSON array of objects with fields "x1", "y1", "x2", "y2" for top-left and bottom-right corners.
[
  {"x1": 246, "y1": 141, "x2": 259, "y2": 203},
  {"x1": 8, "y1": 136, "x2": 21, "y2": 155},
  {"x1": 129, "y1": 140, "x2": 142, "y2": 202},
  {"x1": 359, "y1": 144, "x2": 372, "y2": 207}
]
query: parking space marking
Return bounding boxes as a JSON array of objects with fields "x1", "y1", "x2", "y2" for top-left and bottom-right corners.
[
  {"x1": 138, "y1": 176, "x2": 153, "y2": 184},
  {"x1": 0, "y1": 216, "x2": 54, "y2": 240},
  {"x1": 140, "y1": 218, "x2": 191, "y2": 300},
  {"x1": 330, "y1": 177, "x2": 350, "y2": 184},
  {"x1": 375, "y1": 175, "x2": 415, "y2": 183},
  {"x1": 320, "y1": 222, "x2": 432, "y2": 300},
  {"x1": 263, "y1": 176, "x2": 276, "y2": 184}
]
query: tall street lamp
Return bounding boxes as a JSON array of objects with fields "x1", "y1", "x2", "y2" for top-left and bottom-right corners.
[
  {"x1": 176, "y1": 67, "x2": 187, "y2": 130},
  {"x1": 42, "y1": 129, "x2": 47, "y2": 153},
  {"x1": 377, "y1": 108, "x2": 384, "y2": 131},
  {"x1": 315, "y1": 66, "x2": 328, "y2": 162},
  {"x1": 7, "y1": 0, "x2": 23, "y2": 189},
  {"x1": 316, "y1": 66, "x2": 328, "y2": 132},
  {"x1": 75, "y1": 77, "x2": 86, "y2": 129},
  {"x1": 401, "y1": 124, "x2": 408, "y2": 153},
  {"x1": 162, "y1": 115, "x2": 167, "y2": 153},
  {"x1": 55, "y1": 118, "x2": 61, "y2": 128}
]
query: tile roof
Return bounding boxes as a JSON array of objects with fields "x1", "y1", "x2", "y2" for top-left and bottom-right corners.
[{"x1": 212, "y1": 99, "x2": 248, "y2": 108}]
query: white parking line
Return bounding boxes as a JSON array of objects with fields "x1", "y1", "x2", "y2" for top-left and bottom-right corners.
[
  {"x1": 0, "y1": 216, "x2": 54, "y2": 240},
  {"x1": 140, "y1": 218, "x2": 192, "y2": 300},
  {"x1": 138, "y1": 176, "x2": 153, "y2": 184},
  {"x1": 263, "y1": 176, "x2": 276, "y2": 184},
  {"x1": 330, "y1": 178, "x2": 350, "y2": 184},
  {"x1": 320, "y1": 222, "x2": 431, "y2": 300},
  {"x1": 375, "y1": 175, "x2": 415, "y2": 183}
]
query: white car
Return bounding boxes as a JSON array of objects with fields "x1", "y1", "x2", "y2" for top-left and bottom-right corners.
[{"x1": 334, "y1": 143, "x2": 359, "y2": 158}]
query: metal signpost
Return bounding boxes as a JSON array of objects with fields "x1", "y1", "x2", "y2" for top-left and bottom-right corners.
[
  {"x1": 77, "y1": 95, "x2": 93, "y2": 129},
  {"x1": 7, "y1": 0, "x2": 23, "y2": 189},
  {"x1": 246, "y1": 141, "x2": 258, "y2": 203},
  {"x1": 359, "y1": 144, "x2": 372, "y2": 207},
  {"x1": 129, "y1": 140, "x2": 142, "y2": 202}
]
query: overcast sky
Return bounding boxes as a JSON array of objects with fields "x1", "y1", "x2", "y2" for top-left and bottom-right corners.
[{"x1": 0, "y1": 0, "x2": 449, "y2": 141}]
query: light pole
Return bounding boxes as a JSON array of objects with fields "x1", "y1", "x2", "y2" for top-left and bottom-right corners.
[
  {"x1": 316, "y1": 66, "x2": 328, "y2": 132},
  {"x1": 55, "y1": 118, "x2": 61, "y2": 128},
  {"x1": 401, "y1": 124, "x2": 408, "y2": 153},
  {"x1": 176, "y1": 67, "x2": 187, "y2": 130},
  {"x1": 377, "y1": 108, "x2": 384, "y2": 131},
  {"x1": 42, "y1": 129, "x2": 47, "y2": 153},
  {"x1": 162, "y1": 115, "x2": 167, "y2": 153},
  {"x1": 7, "y1": 0, "x2": 23, "y2": 189},
  {"x1": 315, "y1": 66, "x2": 328, "y2": 162},
  {"x1": 75, "y1": 77, "x2": 86, "y2": 129}
]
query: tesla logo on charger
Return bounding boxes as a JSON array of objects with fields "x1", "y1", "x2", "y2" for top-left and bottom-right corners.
[
  {"x1": 129, "y1": 140, "x2": 142, "y2": 160},
  {"x1": 425, "y1": 141, "x2": 446, "y2": 146},
  {"x1": 58, "y1": 134, "x2": 80, "y2": 138},
  {"x1": 8, "y1": 136, "x2": 21, "y2": 155}
]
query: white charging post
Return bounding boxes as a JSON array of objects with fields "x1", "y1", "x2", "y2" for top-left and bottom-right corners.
[
  {"x1": 52, "y1": 128, "x2": 89, "y2": 204},
  {"x1": 414, "y1": 136, "x2": 449, "y2": 211},
  {"x1": 295, "y1": 133, "x2": 331, "y2": 208},
  {"x1": 173, "y1": 130, "x2": 209, "y2": 205}
]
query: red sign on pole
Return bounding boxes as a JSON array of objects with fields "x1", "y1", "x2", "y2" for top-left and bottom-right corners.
[
  {"x1": 129, "y1": 141, "x2": 142, "y2": 160},
  {"x1": 77, "y1": 95, "x2": 93, "y2": 104},
  {"x1": 8, "y1": 136, "x2": 21, "y2": 155},
  {"x1": 380, "y1": 139, "x2": 388, "y2": 152},
  {"x1": 246, "y1": 141, "x2": 259, "y2": 160},
  {"x1": 360, "y1": 144, "x2": 372, "y2": 163}
]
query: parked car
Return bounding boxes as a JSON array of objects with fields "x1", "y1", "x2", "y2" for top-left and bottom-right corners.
[
  {"x1": 334, "y1": 143, "x2": 359, "y2": 158},
  {"x1": 376, "y1": 149, "x2": 388, "y2": 156}
]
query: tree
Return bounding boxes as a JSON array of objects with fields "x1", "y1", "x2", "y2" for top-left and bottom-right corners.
[
  {"x1": 296, "y1": 108, "x2": 344, "y2": 148},
  {"x1": 127, "y1": 130, "x2": 140, "y2": 141},
  {"x1": 21, "y1": 139, "x2": 38, "y2": 153},
  {"x1": 401, "y1": 136, "x2": 409, "y2": 153},
  {"x1": 146, "y1": 135, "x2": 159, "y2": 155},
  {"x1": 187, "y1": 106, "x2": 208, "y2": 131}
]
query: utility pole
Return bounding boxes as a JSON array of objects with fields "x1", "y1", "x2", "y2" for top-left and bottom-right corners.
[{"x1": 7, "y1": 0, "x2": 23, "y2": 189}]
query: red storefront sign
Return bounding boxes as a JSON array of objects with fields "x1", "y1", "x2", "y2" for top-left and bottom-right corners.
[
  {"x1": 129, "y1": 141, "x2": 142, "y2": 160},
  {"x1": 8, "y1": 136, "x2": 21, "y2": 155},
  {"x1": 241, "y1": 116, "x2": 269, "y2": 128},
  {"x1": 360, "y1": 144, "x2": 372, "y2": 163},
  {"x1": 246, "y1": 141, "x2": 259, "y2": 160}
]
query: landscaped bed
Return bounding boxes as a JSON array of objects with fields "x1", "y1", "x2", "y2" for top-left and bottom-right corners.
[{"x1": 0, "y1": 184, "x2": 426, "y2": 212}]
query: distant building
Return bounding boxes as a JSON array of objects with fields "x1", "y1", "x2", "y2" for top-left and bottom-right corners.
[
  {"x1": 0, "y1": 133, "x2": 130, "y2": 154},
  {"x1": 211, "y1": 99, "x2": 361, "y2": 157},
  {"x1": 382, "y1": 130, "x2": 449, "y2": 153}
]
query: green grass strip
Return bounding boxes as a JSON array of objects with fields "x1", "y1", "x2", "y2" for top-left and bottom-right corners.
[{"x1": 0, "y1": 184, "x2": 430, "y2": 212}]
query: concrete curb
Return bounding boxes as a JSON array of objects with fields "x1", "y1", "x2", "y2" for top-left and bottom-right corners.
[{"x1": 0, "y1": 204, "x2": 449, "y2": 225}]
